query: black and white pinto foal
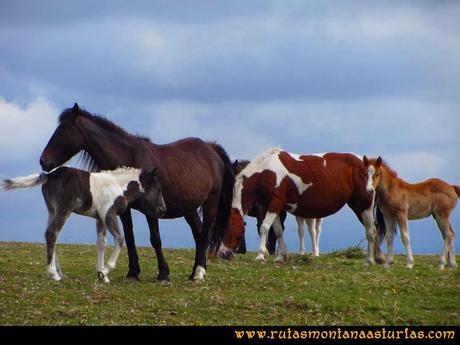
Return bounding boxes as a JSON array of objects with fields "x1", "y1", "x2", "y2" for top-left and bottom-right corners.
[{"x1": 1, "y1": 166, "x2": 166, "y2": 282}]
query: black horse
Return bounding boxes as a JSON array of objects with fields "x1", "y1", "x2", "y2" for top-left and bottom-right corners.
[
  {"x1": 232, "y1": 159, "x2": 286, "y2": 255},
  {"x1": 39, "y1": 103, "x2": 234, "y2": 282}
]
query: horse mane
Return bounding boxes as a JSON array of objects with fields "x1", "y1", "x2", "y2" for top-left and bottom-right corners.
[
  {"x1": 237, "y1": 148, "x2": 281, "y2": 180},
  {"x1": 381, "y1": 160, "x2": 399, "y2": 179},
  {"x1": 59, "y1": 106, "x2": 151, "y2": 142},
  {"x1": 233, "y1": 147, "x2": 281, "y2": 198},
  {"x1": 99, "y1": 167, "x2": 141, "y2": 176},
  {"x1": 59, "y1": 106, "x2": 152, "y2": 172}
]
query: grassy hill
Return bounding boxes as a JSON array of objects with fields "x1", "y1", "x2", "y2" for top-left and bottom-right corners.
[{"x1": 0, "y1": 241, "x2": 458, "y2": 326}]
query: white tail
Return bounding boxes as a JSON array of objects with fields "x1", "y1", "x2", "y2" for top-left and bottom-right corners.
[{"x1": 1, "y1": 173, "x2": 46, "y2": 191}]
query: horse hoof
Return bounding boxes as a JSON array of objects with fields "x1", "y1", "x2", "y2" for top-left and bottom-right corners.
[
  {"x1": 255, "y1": 253, "x2": 266, "y2": 262},
  {"x1": 124, "y1": 276, "x2": 140, "y2": 283},
  {"x1": 274, "y1": 254, "x2": 288, "y2": 264},
  {"x1": 47, "y1": 274, "x2": 62, "y2": 282},
  {"x1": 406, "y1": 264, "x2": 414, "y2": 270},
  {"x1": 192, "y1": 266, "x2": 206, "y2": 281},
  {"x1": 437, "y1": 264, "x2": 445, "y2": 271},
  {"x1": 375, "y1": 256, "x2": 386, "y2": 265}
]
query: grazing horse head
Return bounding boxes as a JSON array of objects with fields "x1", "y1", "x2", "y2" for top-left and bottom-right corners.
[
  {"x1": 138, "y1": 167, "x2": 167, "y2": 218},
  {"x1": 219, "y1": 208, "x2": 246, "y2": 259},
  {"x1": 40, "y1": 103, "x2": 87, "y2": 172},
  {"x1": 363, "y1": 156, "x2": 383, "y2": 192}
]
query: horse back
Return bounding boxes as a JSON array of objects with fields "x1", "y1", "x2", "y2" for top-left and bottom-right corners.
[
  {"x1": 42, "y1": 167, "x2": 92, "y2": 213},
  {"x1": 148, "y1": 137, "x2": 226, "y2": 214}
]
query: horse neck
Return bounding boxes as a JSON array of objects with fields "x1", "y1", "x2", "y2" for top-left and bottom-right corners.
[
  {"x1": 81, "y1": 119, "x2": 146, "y2": 170},
  {"x1": 378, "y1": 166, "x2": 402, "y2": 196},
  {"x1": 232, "y1": 175, "x2": 255, "y2": 216}
]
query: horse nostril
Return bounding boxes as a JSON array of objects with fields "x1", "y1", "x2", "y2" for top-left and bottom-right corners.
[{"x1": 223, "y1": 250, "x2": 234, "y2": 260}]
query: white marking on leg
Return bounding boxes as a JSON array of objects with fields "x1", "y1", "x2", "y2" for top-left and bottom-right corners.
[
  {"x1": 193, "y1": 265, "x2": 206, "y2": 280},
  {"x1": 273, "y1": 216, "x2": 289, "y2": 263},
  {"x1": 106, "y1": 240, "x2": 123, "y2": 273},
  {"x1": 362, "y1": 206, "x2": 377, "y2": 266},
  {"x1": 315, "y1": 218, "x2": 322, "y2": 256},
  {"x1": 96, "y1": 231, "x2": 106, "y2": 274},
  {"x1": 306, "y1": 218, "x2": 318, "y2": 256},
  {"x1": 296, "y1": 217, "x2": 306, "y2": 255},
  {"x1": 397, "y1": 217, "x2": 414, "y2": 269},
  {"x1": 47, "y1": 252, "x2": 61, "y2": 281},
  {"x1": 256, "y1": 212, "x2": 278, "y2": 261}
]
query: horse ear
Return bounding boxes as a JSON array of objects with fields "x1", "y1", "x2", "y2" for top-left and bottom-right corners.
[
  {"x1": 363, "y1": 156, "x2": 369, "y2": 167},
  {"x1": 73, "y1": 103, "x2": 79, "y2": 112},
  {"x1": 376, "y1": 156, "x2": 383, "y2": 167}
]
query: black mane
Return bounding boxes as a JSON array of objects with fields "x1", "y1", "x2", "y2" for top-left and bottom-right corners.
[
  {"x1": 59, "y1": 106, "x2": 151, "y2": 172},
  {"x1": 58, "y1": 107, "x2": 151, "y2": 142}
]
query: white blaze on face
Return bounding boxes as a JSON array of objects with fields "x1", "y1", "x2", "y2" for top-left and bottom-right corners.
[{"x1": 367, "y1": 165, "x2": 376, "y2": 192}]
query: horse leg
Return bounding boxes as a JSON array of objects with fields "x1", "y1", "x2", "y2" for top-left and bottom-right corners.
[
  {"x1": 146, "y1": 215, "x2": 170, "y2": 282},
  {"x1": 296, "y1": 217, "x2": 306, "y2": 255},
  {"x1": 96, "y1": 218, "x2": 109, "y2": 283},
  {"x1": 45, "y1": 211, "x2": 69, "y2": 281},
  {"x1": 349, "y1": 199, "x2": 378, "y2": 265},
  {"x1": 396, "y1": 214, "x2": 414, "y2": 269},
  {"x1": 119, "y1": 209, "x2": 140, "y2": 281},
  {"x1": 255, "y1": 212, "x2": 278, "y2": 261},
  {"x1": 184, "y1": 211, "x2": 204, "y2": 280},
  {"x1": 383, "y1": 215, "x2": 397, "y2": 268},
  {"x1": 273, "y1": 216, "x2": 289, "y2": 264},
  {"x1": 102, "y1": 211, "x2": 125, "y2": 282},
  {"x1": 190, "y1": 201, "x2": 217, "y2": 281},
  {"x1": 308, "y1": 218, "x2": 319, "y2": 256},
  {"x1": 434, "y1": 214, "x2": 455, "y2": 270},
  {"x1": 448, "y1": 223, "x2": 457, "y2": 269},
  {"x1": 315, "y1": 218, "x2": 322, "y2": 256}
]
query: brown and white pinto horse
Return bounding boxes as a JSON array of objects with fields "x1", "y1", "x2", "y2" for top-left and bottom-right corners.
[
  {"x1": 218, "y1": 148, "x2": 385, "y2": 265},
  {"x1": 364, "y1": 156, "x2": 459, "y2": 270}
]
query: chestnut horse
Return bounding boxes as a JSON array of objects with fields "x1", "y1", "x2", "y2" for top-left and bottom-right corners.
[
  {"x1": 218, "y1": 148, "x2": 384, "y2": 265},
  {"x1": 39, "y1": 103, "x2": 234, "y2": 282},
  {"x1": 232, "y1": 159, "x2": 283, "y2": 256},
  {"x1": 364, "y1": 156, "x2": 459, "y2": 270},
  {"x1": 231, "y1": 159, "x2": 323, "y2": 258}
]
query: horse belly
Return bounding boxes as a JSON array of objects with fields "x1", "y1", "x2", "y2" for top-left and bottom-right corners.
[{"x1": 291, "y1": 190, "x2": 347, "y2": 218}]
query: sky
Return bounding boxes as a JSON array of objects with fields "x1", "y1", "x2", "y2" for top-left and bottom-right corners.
[{"x1": 0, "y1": 0, "x2": 459, "y2": 257}]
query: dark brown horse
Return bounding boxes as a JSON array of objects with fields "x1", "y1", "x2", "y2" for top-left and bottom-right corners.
[
  {"x1": 39, "y1": 103, "x2": 234, "y2": 282},
  {"x1": 218, "y1": 148, "x2": 385, "y2": 265}
]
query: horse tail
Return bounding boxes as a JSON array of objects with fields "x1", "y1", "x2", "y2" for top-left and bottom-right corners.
[
  {"x1": 1, "y1": 173, "x2": 47, "y2": 191},
  {"x1": 454, "y1": 185, "x2": 460, "y2": 199},
  {"x1": 374, "y1": 203, "x2": 387, "y2": 244},
  {"x1": 207, "y1": 142, "x2": 235, "y2": 250}
]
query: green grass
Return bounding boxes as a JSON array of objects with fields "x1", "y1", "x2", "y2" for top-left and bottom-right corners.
[{"x1": 0, "y1": 241, "x2": 458, "y2": 326}]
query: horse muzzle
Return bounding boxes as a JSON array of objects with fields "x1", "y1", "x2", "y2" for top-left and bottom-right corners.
[
  {"x1": 40, "y1": 157, "x2": 56, "y2": 172},
  {"x1": 218, "y1": 248, "x2": 234, "y2": 261}
]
